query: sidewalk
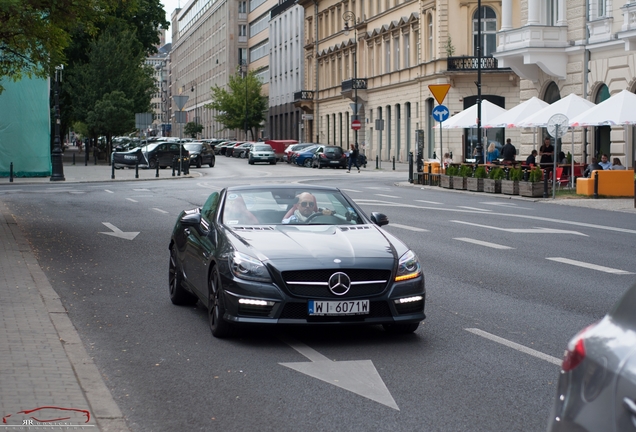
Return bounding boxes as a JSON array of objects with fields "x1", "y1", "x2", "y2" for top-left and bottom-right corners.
[{"x1": 0, "y1": 202, "x2": 129, "y2": 431}]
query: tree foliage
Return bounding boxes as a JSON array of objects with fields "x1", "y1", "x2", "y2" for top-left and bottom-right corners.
[
  {"x1": 86, "y1": 91, "x2": 134, "y2": 139},
  {"x1": 206, "y1": 70, "x2": 268, "y2": 140},
  {"x1": 0, "y1": 0, "x2": 117, "y2": 93},
  {"x1": 184, "y1": 122, "x2": 203, "y2": 138}
]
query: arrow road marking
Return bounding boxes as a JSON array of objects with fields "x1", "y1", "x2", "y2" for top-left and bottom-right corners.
[
  {"x1": 99, "y1": 222, "x2": 139, "y2": 240},
  {"x1": 279, "y1": 336, "x2": 399, "y2": 410},
  {"x1": 466, "y1": 328, "x2": 562, "y2": 366},
  {"x1": 454, "y1": 238, "x2": 514, "y2": 249},
  {"x1": 451, "y1": 220, "x2": 588, "y2": 236},
  {"x1": 546, "y1": 257, "x2": 634, "y2": 275}
]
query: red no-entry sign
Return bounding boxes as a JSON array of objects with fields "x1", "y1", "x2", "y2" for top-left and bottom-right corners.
[{"x1": 351, "y1": 119, "x2": 361, "y2": 130}]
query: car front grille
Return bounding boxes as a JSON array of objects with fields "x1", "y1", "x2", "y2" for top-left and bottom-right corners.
[
  {"x1": 279, "y1": 301, "x2": 392, "y2": 320},
  {"x1": 282, "y1": 269, "x2": 391, "y2": 298}
]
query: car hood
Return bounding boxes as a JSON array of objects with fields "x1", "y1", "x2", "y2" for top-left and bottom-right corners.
[{"x1": 227, "y1": 224, "x2": 399, "y2": 267}]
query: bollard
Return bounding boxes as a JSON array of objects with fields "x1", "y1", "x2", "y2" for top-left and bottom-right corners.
[
  {"x1": 156, "y1": 161, "x2": 160, "y2": 178},
  {"x1": 408, "y1": 152, "x2": 413, "y2": 183},
  {"x1": 85, "y1": 148, "x2": 89, "y2": 166},
  {"x1": 172, "y1": 158, "x2": 176, "y2": 177},
  {"x1": 72, "y1": 153, "x2": 76, "y2": 165},
  {"x1": 135, "y1": 162, "x2": 139, "y2": 179},
  {"x1": 593, "y1": 172, "x2": 599, "y2": 199},
  {"x1": 392, "y1": 156, "x2": 395, "y2": 171},
  {"x1": 433, "y1": 151, "x2": 437, "y2": 160},
  {"x1": 111, "y1": 162, "x2": 115, "y2": 179},
  {"x1": 9, "y1": 162, "x2": 14, "y2": 183},
  {"x1": 428, "y1": 162, "x2": 432, "y2": 186},
  {"x1": 376, "y1": 155, "x2": 379, "y2": 169},
  {"x1": 450, "y1": 151, "x2": 453, "y2": 160},
  {"x1": 543, "y1": 170, "x2": 549, "y2": 198}
]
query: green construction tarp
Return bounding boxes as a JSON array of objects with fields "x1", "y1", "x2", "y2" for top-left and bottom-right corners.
[{"x1": 0, "y1": 77, "x2": 51, "y2": 177}]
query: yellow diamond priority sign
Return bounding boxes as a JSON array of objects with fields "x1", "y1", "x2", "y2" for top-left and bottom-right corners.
[{"x1": 428, "y1": 84, "x2": 451, "y2": 105}]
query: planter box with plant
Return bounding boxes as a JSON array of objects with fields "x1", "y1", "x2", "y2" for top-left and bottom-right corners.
[
  {"x1": 453, "y1": 165, "x2": 472, "y2": 190},
  {"x1": 467, "y1": 166, "x2": 487, "y2": 191},
  {"x1": 441, "y1": 165, "x2": 456, "y2": 188},
  {"x1": 484, "y1": 167, "x2": 504, "y2": 193},
  {"x1": 502, "y1": 167, "x2": 522, "y2": 195},
  {"x1": 519, "y1": 166, "x2": 549, "y2": 197}
]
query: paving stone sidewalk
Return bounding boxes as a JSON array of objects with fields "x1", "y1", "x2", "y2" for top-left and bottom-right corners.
[{"x1": 0, "y1": 202, "x2": 129, "y2": 432}]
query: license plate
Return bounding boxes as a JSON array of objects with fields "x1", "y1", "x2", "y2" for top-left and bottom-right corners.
[
  {"x1": 330, "y1": 160, "x2": 340, "y2": 164},
  {"x1": 308, "y1": 300, "x2": 369, "y2": 316}
]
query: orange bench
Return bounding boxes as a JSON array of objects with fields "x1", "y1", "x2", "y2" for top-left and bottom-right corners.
[{"x1": 576, "y1": 170, "x2": 634, "y2": 197}]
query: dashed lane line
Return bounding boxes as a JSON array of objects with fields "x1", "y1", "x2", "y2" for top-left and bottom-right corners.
[
  {"x1": 457, "y1": 206, "x2": 492, "y2": 212},
  {"x1": 126, "y1": 198, "x2": 138, "y2": 203},
  {"x1": 105, "y1": 189, "x2": 114, "y2": 193},
  {"x1": 375, "y1": 194, "x2": 401, "y2": 198},
  {"x1": 454, "y1": 238, "x2": 513, "y2": 249},
  {"x1": 152, "y1": 208, "x2": 169, "y2": 214},
  {"x1": 546, "y1": 257, "x2": 634, "y2": 275},
  {"x1": 465, "y1": 328, "x2": 562, "y2": 366},
  {"x1": 414, "y1": 199, "x2": 442, "y2": 205},
  {"x1": 386, "y1": 223, "x2": 429, "y2": 232}
]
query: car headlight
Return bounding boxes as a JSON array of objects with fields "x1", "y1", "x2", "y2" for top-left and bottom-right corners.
[
  {"x1": 229, "y1": 251, "x2": 272, "y2": 282},
  {"x1": 395, "y1": 250, "x2": 421, "y2": 282}
]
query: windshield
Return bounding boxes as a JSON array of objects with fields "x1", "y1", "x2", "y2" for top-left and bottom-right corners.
[
  {"x1": 184, "y1": 143, "x2": 203, "y2": 152},
  {"x1": 221, "y1": 188, "x2": 363, "y2": 226},
  {"x1": 253, "y1": 145, "x2": 272, "y2": 151}
]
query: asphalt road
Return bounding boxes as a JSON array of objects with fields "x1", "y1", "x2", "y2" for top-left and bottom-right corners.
[{"x1": 1, "y1": 157, "x2": 634, "y2": 431}]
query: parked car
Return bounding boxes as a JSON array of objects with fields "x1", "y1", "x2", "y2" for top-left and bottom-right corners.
[
  {"x1": 168, "y1": 185, "x2": 426, "y2": 338},
  {"x1": 248, "y1": 144, "x2": 276, "y2": 165},
  {"x1": 141, "y1": 142, "x2": 189, "y2": 169},
  {"x1": 225, "y1": 142, "x2": 246, "y2": 157},
  {"x1": 232, "y1": 143, "x2": 253, "y2": 158},
  {"x1": 547, "y1": 282, "x2": 636, "y2": 432},
  {"x1": 217, "y1": 141, "x2": 237, "y2": 156},
  {"x1": 312, "y1": 145, "x2": 347, "y2": 169},
  {"x1": 284, "y1": 143, "x2": 318, "y2": 163},
  {"x1": 184, "y1": 142, "x2": 215, "y2": 168},
  {"x1": 292, "y1": 145, "x2": 320, "y2": 167}
]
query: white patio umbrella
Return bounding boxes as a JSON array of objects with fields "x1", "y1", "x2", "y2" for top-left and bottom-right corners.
[
  {"x1": 483, "y1": 97, "x2": 549, "y2": 128},
  {"x1": 569, "y1": 89, "x2": 636, "y2": 126},
  {"x1": 517, "y1": 93, "x2": 596, "y2": 128},
  {"x1": 438, "y1": 100, "x2": 507, "y2": 129}
]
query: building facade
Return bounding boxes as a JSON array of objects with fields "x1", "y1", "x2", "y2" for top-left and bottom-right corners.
[
  {"x1": 496, "y1": 0, "x2": 636, "y2": 167},
  {"x1": 269, "y1": 0, "x2": 306, "y2": 141},
  {"x1": 146, "y1": 44, "x2": 171, "y2": 137}
]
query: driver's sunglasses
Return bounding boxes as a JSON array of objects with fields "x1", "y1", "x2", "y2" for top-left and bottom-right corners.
[{"x1": 299, "y1": 201, "x2": 315, "y2": 208}]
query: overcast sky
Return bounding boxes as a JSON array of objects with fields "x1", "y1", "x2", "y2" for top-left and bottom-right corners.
[{"x1": 161, "y1": 0, "x2": 182, "y2": 43}]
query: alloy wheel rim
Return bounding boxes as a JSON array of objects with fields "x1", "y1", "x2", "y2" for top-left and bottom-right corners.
[{"x1": 169, "y1": 252, "x2": 176, "y2": 295}]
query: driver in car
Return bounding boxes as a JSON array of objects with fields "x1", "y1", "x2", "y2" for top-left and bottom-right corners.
[{"x1": 282, "y1": 192, "x2": 334, "y2": 224}]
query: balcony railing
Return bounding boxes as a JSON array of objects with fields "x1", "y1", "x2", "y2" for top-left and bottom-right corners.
[
  {"x1": 341, "y1": 78, "x2": 367, "y2": 92},
  {"x1": 447, "y1": 56, "x2": 503, "y2": 71},
  {"x1": 294, "y1": 90, "x2": 314, "y2": 101}
]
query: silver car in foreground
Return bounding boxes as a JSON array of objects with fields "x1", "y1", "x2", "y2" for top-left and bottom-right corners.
[{"x1": 547, "y1": 282, "x2": 636, "y2": 431}]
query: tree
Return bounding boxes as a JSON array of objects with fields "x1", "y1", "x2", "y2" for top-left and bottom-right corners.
[
  {"x1": 0, "y1": 0, "x2": 117, "y2": 94},
  {"x1": 86, "y1": 91, "x2": 135, "y2": 148},
  {"x1": 206, "y1": 70, "x2": 268, "y2": 140},
  {"x1": 184, "y1": 122, "x2": 203, "y2": 138}
]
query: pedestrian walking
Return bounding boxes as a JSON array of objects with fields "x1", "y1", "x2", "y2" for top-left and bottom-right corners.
[{"x1": 347, "y1": 144, "x2": 360, "y2": 173}]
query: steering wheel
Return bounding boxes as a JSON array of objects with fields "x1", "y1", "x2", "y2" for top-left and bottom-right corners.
[{"x1": 305, "y1": 211, "x2": 338, "y2": 223}]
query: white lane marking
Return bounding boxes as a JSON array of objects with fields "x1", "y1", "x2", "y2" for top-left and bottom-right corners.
[
  {"x1": 133, "y1": 188, "x2": 150, "y2": 191},
  {"x1": 366, "y1": 187, "x2": 391, "y2": 191},
  {"x1": 481, "y1": 201, "x2": 532, "y2": 210},
  {"x1": 454, "y1": 238, "x2": 513, "y2": 249},
  {"x1": 465, "y1": 328, "x2": 562, "y2": 366},
  {"x1": 105, "y1": 190, "x2": 114, "y2": 194},
  {"x1": 457, "y1": 206, "x2": 492, "y2": 212},
  {"x1": 415, "y1": 199, "x2": 442, "y2": 205},
  {"x1": 546, "y1": 257, "x2": 634, "y2": 275},
  {"x1": 388, "y1": 223, "x2": 429, "y2": 232},
  {"x1": 375, "y1": 193, "x2": 401, "y2": 198},
  {"x1": 99, "y1": 222, "x2": 139, "y2": 241},
  {"x1": 126, "y1": 198, "x2": 138, "y2": 203},
  {"x1": 341, "y1": 188, "x2": 362, "y2": 193},
  {"x1": 279, "y1": 335, "x2": 399, "y2": 410},
  {"x1": 152, "y1": 208, "x2": 169, "y2": 214},
  {"x1": 451, "y1": 220, "x2": 588, "y2": 236},
  {"x1": 69, "y1": 191, "x2": 85, "y2": 194}
]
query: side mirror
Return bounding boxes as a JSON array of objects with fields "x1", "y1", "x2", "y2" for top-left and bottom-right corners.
[
  {"x1": 180, "y1": 212, "x2": 201, "y2": 227},
  {"x1": 370, "y1": 212, "x2": 389, "y2": 227}
]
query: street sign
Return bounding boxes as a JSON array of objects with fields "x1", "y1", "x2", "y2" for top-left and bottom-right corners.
[
  {"x1": 302, "y1": 114, "x2": 313, "y2": 120},
  {"x1": 428, "y1": 84, "x2": 451, "y2": 105},
  {"x1": 351, "y1": 119, "x2": 362, "y2": 130},
  {"x1": 172, "y1": 95, "x2": 189, "y2": 110},
  {"x1": 432, "y1": 105, "x2": 450, "y2": 123}
]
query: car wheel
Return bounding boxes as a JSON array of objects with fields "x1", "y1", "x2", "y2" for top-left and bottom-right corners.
[
  {"x1": 303, "y1": 159, "x2": 312, "y2": 168},
  {"x1": 149, "y1": 158, "x2": 158, "y2": 169},
  {"x1": 209, "y1": 156, "x2": 215, "y2": 168},
  {"x1": 249, "y1": 158, "x2": 254, "y2": 165},
  {"x1": 382, "y1": 322, "x2": 420, "y2": 334},
  {"x1": 196, "y1": 157, "x2": 202, "y2": 168},
  {"x1": 270, "y1": 160, "x2": 276, "y2": 165},
  {"x1": 169, "y1": 247, "x2": 198, "y2": 306},
  {"x1": 208, "y1": 267, "x2": 233, "y2": 338}
]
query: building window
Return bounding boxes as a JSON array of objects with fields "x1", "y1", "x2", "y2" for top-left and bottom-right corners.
[
  {"x1": 239, "y1": 48, "x2": 247, "y2": 65},
  {"x1": 239, "y1": 1, "x2": 247, "y2": 14},
  {"x1": 250, "y1": 13, "x2": 269, "y2": 37},
  {"x1": 250, "y1": 0, "x2": 267, "y2": 12},
  {"x1": 239, "y1": 25, "x2": 247, "y2": 37},
  {"x1": 385, "y1": 40, "x2": 391, "y2": 73},
  {"x1": 249, "y1": 40, "x2": 269, "y2": 62},
  {"x1": 427, "y1": 15, "x2": 433, "y2": 60},
  {"x1": 393, "y1": 37, "x2": 400, "y2": 71},
  {"x1": 403, "y1": 33, "x2": 410, "y2": 68},
  {"x1": 473, "y1": 6, "x2": 497, "y2": 57}
]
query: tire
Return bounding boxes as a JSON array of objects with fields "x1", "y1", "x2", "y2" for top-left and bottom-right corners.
[
  {"x1": 303, "y1": 159, "x2": 312, "y2": 168},
  {"x1": 209, "y1": 156, "x2": 215, "y2": 168},
  {"x1": 270, "y1": 160, "x2": 276, "y2": 165},
  {"x1": 169, "y1": 247, "x2": 198, "y2": 306},
  {"x1": 149, "y1": 158, "x2": 158, "y2": 169},
  {"x1": 196, "y1": 157, "x2": 202, "y2": 168},
  {"x1": 249, "y1": 158, "x2": 254, "y2": 165},
  {"x1": 382, "y1": 322, "x2": 420, "y2": 334},
  {"x1": 208, "y1": 267, "x2": 233, "y2": 338}
]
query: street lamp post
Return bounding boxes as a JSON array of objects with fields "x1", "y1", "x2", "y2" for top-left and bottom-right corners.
[
  {"x1": 51, "y1": 65, "x2": 65, "y2": 181},
  {"x1": 241, "y1": 61, "x2": 249, "y2": 140},
  {"x1": 475, "y1": 1, "x2": 483, "y2": 163},
  {"x1": 343, "y1": 11, "x2": 358, "y2": 151}
]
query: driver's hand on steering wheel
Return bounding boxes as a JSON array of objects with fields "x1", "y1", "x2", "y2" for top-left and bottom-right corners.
[{"x1": 321, "y1": 208, "x2": 334, "y2": 216}]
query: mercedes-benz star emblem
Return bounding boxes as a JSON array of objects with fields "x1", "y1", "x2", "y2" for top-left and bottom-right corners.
[{"x1": 328, "y1": 272, "x2": 351, "y2": 296}]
